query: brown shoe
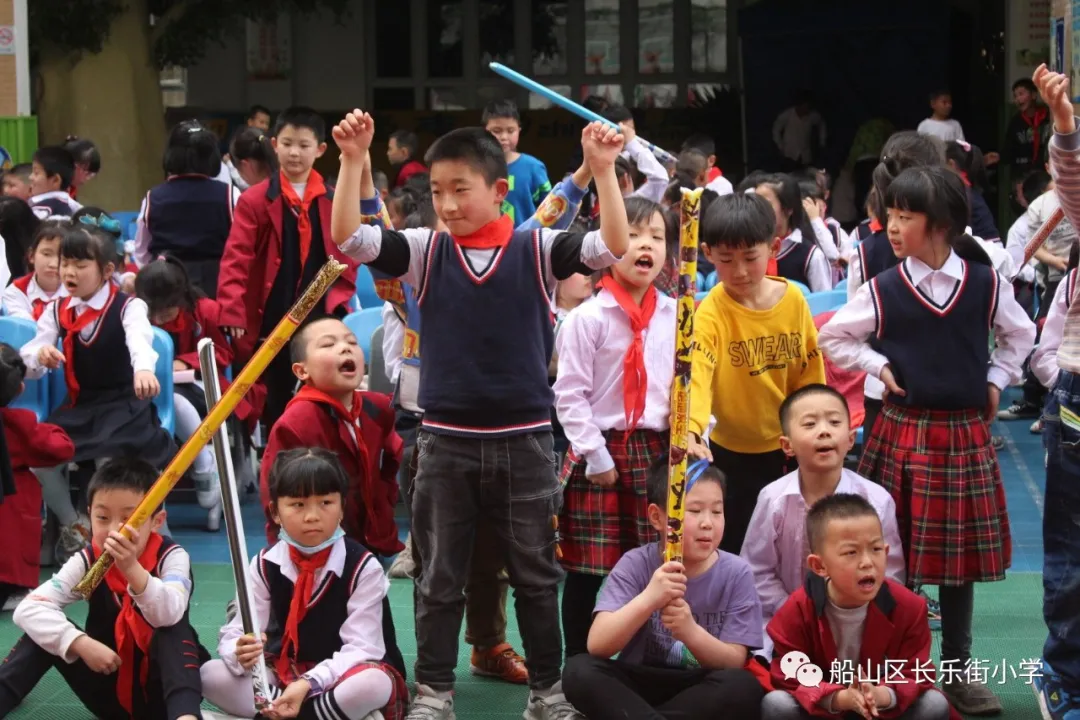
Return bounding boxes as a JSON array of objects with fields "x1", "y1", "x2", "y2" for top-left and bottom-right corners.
[{"x1": 469, "y1": 642, "x2": 528, "y2": 684}]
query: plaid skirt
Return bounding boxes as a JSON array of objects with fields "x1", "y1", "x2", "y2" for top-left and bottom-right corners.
[
  {"x1": 273, "y1": 659, "x2": 408, "y2": 720},
  {"x1": 858, "y1": 403, "x2": 1011, "y2": 586},
  {"x1": 558, "y1": 428, "x2": 668, "y2": 575}
]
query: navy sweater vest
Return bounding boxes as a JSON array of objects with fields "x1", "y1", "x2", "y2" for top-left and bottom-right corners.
[
  {"x1": 869, "y1": 261, "x2": 997, "y2": 410},
  {"x1": 147, "y1": 177, "x2": 232, "y2": 260},
  {"x1": 417, "y1": 230, "x2": 554, "y2": 437},
  {"x1": 858, "y1": 230, "x2": 899, "y2": 284},
  {"x1": 55, "y1": 292, "x2": 135, "y2": 402},
  {"x1": 776, "y1": 240, "x2": 814, "y2": 287}
]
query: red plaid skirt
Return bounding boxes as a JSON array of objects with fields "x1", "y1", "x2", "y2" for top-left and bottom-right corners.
[
  {"x1": 271, "y1": 659, "x2": 408, "y2": 720},
  {"x1": 558, "y1": 428, "x2": 668, "y2": 575},
  {"x1": 858, "y1": 403, "x2": 1011, "y2": 586}
]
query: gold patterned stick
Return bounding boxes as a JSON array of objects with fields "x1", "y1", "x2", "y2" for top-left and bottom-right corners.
[
  {"x1": 665, "y1": 188, "x2": 702, "y2": 564},
  {"x1": 74, "y1": 258, "x2": 348, "y2": 598}
]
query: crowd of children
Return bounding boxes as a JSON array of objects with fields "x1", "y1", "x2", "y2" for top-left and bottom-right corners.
[{"x1": 0, "y1": 61, "x2": 1074, "y2": 720}]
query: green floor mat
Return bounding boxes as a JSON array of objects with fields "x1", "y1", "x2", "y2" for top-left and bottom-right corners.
[{"x1": 0, "y1": 567, "x2": 1045, "y2": 718}]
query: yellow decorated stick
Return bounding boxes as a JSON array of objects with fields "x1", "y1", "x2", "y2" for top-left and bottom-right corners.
[
  {"x1": 665, "y1": 188, "x2": 703, "y2": 564},
  {"x1": 74, "y1": 258, "x2": 348, "y2": 598}
]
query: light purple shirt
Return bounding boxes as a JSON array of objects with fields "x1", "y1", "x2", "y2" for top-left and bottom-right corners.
[
  {"x1": 740, "y1": 468, "x2": 906, "y2": 658},
  {"x1": 594, "y1": 543, "x2": 763, "y2": 667}
]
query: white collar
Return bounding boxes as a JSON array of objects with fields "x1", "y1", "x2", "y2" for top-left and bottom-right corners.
[
  {"x1": 67, "y1": 282, "x2": 112, "y2": 311},
  {"x1": 903, "y1": 250, "x2": 964, "y2": 286},
  {"x1": 776, "y1": 468, "x2": 860, "y2": 499},
  {"x1": 595, "y1": 286, "x2": 676, "y2": 312},
  {"x1": 264, "y1": 535, "x2": 347, "y2": 581},
  {"x1": 25, "y1": 276, "x2": 66, "y2": 303}
]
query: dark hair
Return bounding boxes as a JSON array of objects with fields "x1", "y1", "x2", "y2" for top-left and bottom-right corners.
[
  {"x1": 32, "y1": 146, "x2": 75, "y2": 190},
  {"x1": 701, "y1": 191, "x2": 776, "y2": 249},
  {"x1": 646, "y1": 454, "x2": 726, "y2": 507},
  {"x1": 779, "y1": 383, "x2": 851, "y2": 434},
  {"x1": 135, "y1": 255, "x2": 204, "y2": 317},
  {"x1": 405, "y1": 193, "x2": 438, "y2": 229},
  {"x1": 664, "y1": 173, "x2": 697, "y2": 206},
  {"x1": 756, "y1": 173, "x2": 813, "y2": 243},
  {"x1": 230, "y1": 126, "x2": 277, "y2": 174},
  {"x1": 87, "y1": 456, "x2": 161, "y2": 511},
  {"x1": 682, "y1": 133, "x2": 715, "y2": 157},
  {"x1": 389, "y1": 129, "x2": 420, "y2": 157},
  {"x1": 481, "y1": 99, "x2": 520, "y2": 124},
  {"x1": 424, "y1": 127, "x2": 508, "y2": 185},
  {"x1": 268, "y1": 447, "x2": 350, "y2": 502},
  {"x1": 61, "y1": 226, "x2": 117, "y2": 274},
  {"x1": 602, "y1": 105, "x2": 633, "y2": 125},
  {"x1": 806, "y1": 493, "x2": 881, "y2": 553},
  {"x1": 624, "y1": 196, "x2": 666, "y2": 230},
  {"x1": 869, "y1": 131, "x2": 946, "y2": 225},
  {"x1": 1013, "y1": 78, "x2": 1038, "y2": 94},
  {"x1": 798, "y1": 177, "x2": 826, "y2": 204},
  {"x1": 1021, "y1": 170, "x2": 1053, "y2": 205},
  {"x1": 1070, "y1": 243, "x2": 1080, "y2": 273},
  {"x1": 0, "y1": 196, "x2": 41, "y2": 275},
  {"x1": 64, "y1": 136, "x2": 101, "y2": 175},
  {"x1": 387, "y1": 186, "x2": 420, "y2": 223},
  {"x1": 0, "y1": 342, "x2": 26, "y2": 407},
  {"x1": 6, "y1": 163, "x2": 30, "y2": 181},
  {"x1": 945, "y1": 141, "x2": 988, "y2": 191},
  {"x1": 273, "y1": 106, "x2": 326, "y2": 143},
  {"x1": 677, "y1": 149, "x2": 708, "y2": 179},
  {"x1": 403, "y1": 171, "x2": 431, "y2": 196},
  {"x1": 885, "y1": 165, "x2": 991, "y2": 267},
  {"x1": 248, "y1": 104, "x2": 271, "y2": 121},
  {"x1": 27, "y1": 220, "x2": 68, "y2": 278},
  {"x1": 735, "y1": 170, "x2": 770, "y2": 194},
  {"x1": 163, "y1": 120, "x2": 222, "y2": 177},
  {"x1": 72, "y1": 206, "x2": 121, "y2": 240},
  {"x1": 929, "y1": 89, "x2": 951, "y2": 101}
]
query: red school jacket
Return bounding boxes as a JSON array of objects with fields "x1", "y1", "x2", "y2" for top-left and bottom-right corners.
[
  {"x1": 0, "y1": 408, "x2": 74, "y2": 588},
  {"x1": 259, "y1": 388, "x2": 404, "y2": 556},
  {"x1": 215, "y1": 173, "x2": 359, "y2": 360},
  {"x1": 768, "y1": 574, "x2": 961, "y2": 720}
]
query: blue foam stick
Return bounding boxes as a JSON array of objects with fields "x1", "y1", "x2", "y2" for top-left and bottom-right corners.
[{"x1": 488, "y1": 62, "x2": 677, "y2": 165}]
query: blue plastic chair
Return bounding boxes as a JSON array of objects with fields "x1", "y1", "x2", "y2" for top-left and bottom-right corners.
[
  {"x1": 695, "y1": 272, "x2": 705, "y2": 291},
  {"x1": 151, "y1": 328, "x2": 175, "y2": 435},
  {"x1": 705, "y1": 271, "x2": 718, "y2": 290},
  {"x1": 805, "y1": 289, "x2": 848, "y2": 316},
  {"x1": 354, "y1": 265, "x2": 382, "y2": 310},
  {"x1": 0, "y1": 317, "x2": 50, "y2": 420},
  {"x1": 111, "y1": 211, "x2": 140, "y2": 241},
  {"x1": 343, "y1": 307, "x2": 384, "y2": 362},
  {"x1": 694, "y1": 291, "x2": 708, "y2": 304},
  {"x1": 49, "y1": 363, "x2": 66, "y2": 413},
  {"x1": 834, "y1": 277, "x2": 848, "y2": 290},
  {"x1": 790, "y1": 280, "x2": 812, "y2": 296}
]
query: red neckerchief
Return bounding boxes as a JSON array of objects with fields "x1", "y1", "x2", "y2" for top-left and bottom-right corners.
[
  {"x1": 92, "y1": 532, "x2": 163, "y2": 716},
  {"x1": 959, "y1": 171, "x2": 972, "y2": 187},
  {"x1": 12, "y1": 275, "x2": 48, "y2": 320},
  {"x1": 279, "y1": 170, "x2": 328, "y2": 269},
  {"x1": 1022, "y1": 107, "x2": 1049, "y2": 165},
  {"x1": 453, "y1": 214, "x2": 513, "y2": 250},
  {"x1": 158, "y1": 310, "x2": 191, "y2": 334},
  {"x1": 767, "y1": 257, "x2": 778, "y2": 276},
  {"x1": 58, "y1": 284, "x2": 116, "y2": 404},
  {"x1": 595, "y1": 276, "x2": 657, "y2": 430},
  {"x1": 277, "y1": 544, "x2": 334, "y2": 684},
  {"x1": 870, "y1": 218, "x2": 883, "y2": 233}
]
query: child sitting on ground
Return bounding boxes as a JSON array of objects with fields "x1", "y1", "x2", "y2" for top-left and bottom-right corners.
[{"x1": 561, "y1": 457, "x2": 765, "y2": 719}]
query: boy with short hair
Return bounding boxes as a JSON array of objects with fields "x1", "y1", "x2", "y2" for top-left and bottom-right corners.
[
  {"x1": 330, "y1": 109, "x2": 629, "y2": 719},
  {"x1": 687, "y1": 192, "x2": 826, "y2": 555},
  {"x1": 741, "y1": 384, "x2": 905, "y2": 657},
  {"x1": 763, "y1": 494, "x2": 953, "y2": 720},
  {"x1": 483, "y1": 99, "x2": 552, "y2": 224},
  {"x1": 247, "y1": 103, "x2": 272, "y2": 131},
  {"x1": 561, "y1": 457, "x2": 765, "y2": 719},
  {"x1": 917, "y1": 90, "x2": 966, "y2": 144},
  {"x1": 387, "y1": 129, "x2": 427, "y2": 188},
  {"x1": 29, "y1": 146, "x2": 82, "y2": 220},
  {"x1": 217, "y1": 106, "x2": 359, "y2": 430},
  {"x1": 2, "y1": 163, "x2": 32, "y2": 201},
  {"x1": 0, "y1": 457, "x2": 206, "y2": 720}
]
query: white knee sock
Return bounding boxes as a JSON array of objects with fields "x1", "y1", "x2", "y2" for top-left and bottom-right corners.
[
  {"x1": 200, "y1": 659, "x2": 259, "y2": 718},
  {"x1": 315, "y1": 668, "x2": 393, "y2": 720}
]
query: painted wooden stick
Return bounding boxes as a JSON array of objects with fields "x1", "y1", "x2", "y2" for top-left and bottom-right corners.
[
  {"x1": 74, "y1": 258, "x2": 348, "y2": 597},
  {"x1": 665, "y1": 188, "x2": 703, "y2": 563}
]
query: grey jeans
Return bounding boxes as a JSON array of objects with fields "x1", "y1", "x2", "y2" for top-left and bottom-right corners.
[
  {"x1": 410, "y1": 429, "x2": 563, "y2": 692},
  {"x1": 761, "y1": 689, "x2": 951, "y2": 719}
]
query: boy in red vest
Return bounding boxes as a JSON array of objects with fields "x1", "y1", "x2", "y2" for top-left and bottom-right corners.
[{"x1": 260, "y1": 316, "x2": 404, "y2": 561}]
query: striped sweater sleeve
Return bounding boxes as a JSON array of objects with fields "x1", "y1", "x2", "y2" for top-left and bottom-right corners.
[{"x1": 1049, "y1": 124, "x2": 1080, "y2": 373}]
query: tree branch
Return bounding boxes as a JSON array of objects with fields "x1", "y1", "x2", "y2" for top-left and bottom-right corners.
[{"x1": 150, "y1": 0, "x2": 201, "y2": 44}]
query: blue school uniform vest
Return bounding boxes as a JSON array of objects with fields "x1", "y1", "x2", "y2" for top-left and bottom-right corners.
[
  {"x1": 417, "y1": 229, "x2": 554, "y2": 437},
  {"x1": 776, "y1": 240, "x2": 815, "y2": 287},
  {"x1": 55, "y1": 291, "x2": 135, "y2": 402},
  {"x1": 32, "y1": 196, "x2": 74, "y2": 219},
  {"x1": 146, "y1": 176, "x2": 232, "y2": 260},
  {"x1": 869, "y1": 260, "x2": 997, "y2": 410},
  {"x1": 857, "y1": 230, "x2": 899, "y2": 283}
]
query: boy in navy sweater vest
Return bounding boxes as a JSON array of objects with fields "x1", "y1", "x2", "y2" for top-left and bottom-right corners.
[{"x1": 330, "y1": 112, "x2": 630, "y2": 720}]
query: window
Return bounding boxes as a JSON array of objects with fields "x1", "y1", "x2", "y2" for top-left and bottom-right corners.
[
  {"x1": 634, "y1": 84, "x2": 678, "y2": 108},
  {"x1": 479, "y1": 2, "x2": 515, "y2": 68},
  {"x1": 581, "y1": 84, "x2": 623, "y2": 105},
  {"x1": 429, "y1": 88, "x2": 467, "y2": 110},
  {"x1": 638, "y1": 0, "x2": 674, "y2": 74},
  {"x1": 532, "y1": 0, "x2": 568, "y2": 75},
  {"x1": 376, "y1": 2, "x2": 412, "y2": 78},
  {"x1": 374, "y1": 88, "x2": 416, "y2": 110},
  {"x1": 584, "y1": 0, "x2": 619, "y2": 74},
  {"x1": 160, "y1": 66, "x2": 187, "y2": 109},
  {"x1": 691, "y1": 0, "x2": 727, "y2": 73},
  {"x1": 529, "y1": 84, "x2": 572, "y2": 109},
  {"x1": 428, "y1": 0, "x2": 464, "y2": 78}
]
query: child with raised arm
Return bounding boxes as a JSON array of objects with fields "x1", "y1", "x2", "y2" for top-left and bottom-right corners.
[
  {"x1": 561, "y1": 458, "x2": 765, "y2": 720},
  {"x1": 330, "y1": 110, "x2": 629, "y2": 720}
]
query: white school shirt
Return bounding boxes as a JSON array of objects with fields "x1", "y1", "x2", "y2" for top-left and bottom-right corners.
[
  {"x1": 2, "y1": 276, "x2": 66, "y2": 321},
  {"x1": 20, "y1": 282, "x2": 158, "y2": 381},
  {"x1": 818, "y1": 252, "x2": 1035, "y2": 392},
  {"x1": 1005, "y1": 216, "x2": 1037, "y2": 284},
  {"x1": 13, "y1": 543, "x2": 192, "y2": 662},
  {"x1": 809, "y1": 217, "x2": 841, "y2": 264},
  {"x1": 740, "y1": 468, "x2": 905, "y2": 658},
  {"x1": 706, "y1": 174, "x2": 734, "y2": 197},
  {"x1": 1032, "y1": 270, "x2": 1075, "y2": 388},
  {"x1": 916, "y1": 117, "x2": 966, "y2": 144},
  {"x1": 553, "y1": 290, "x2": 676, "y2": 475},
  {"x1": 381, "y1": 301, "x2": 405, "y2": 384},
  {"x1": 217, "y1": 537, "x2": 388, "y2": 692},
  {"x1": 780, "y1": 228, "x2": 833, "y2": 292},
  {"x1": 623, "y1": 138, "x2": 669, "y2": 204},
  {"x1": 772, "y1": 108, "x2": 826, "y2": 164}
]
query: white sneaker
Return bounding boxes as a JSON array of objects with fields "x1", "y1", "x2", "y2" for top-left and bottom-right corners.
[
  {"x1": 406, "y1": 684, "x2": 455, "y2": 720},
  {"x1": 207, "y1": 500, "x2": 222, "y2": 532},
  {"x1": 193, "y1": 469, "x2": 222, "y2": 509},
  {"x1": 388, "y1": 534, "x2": 416, "y2": 579},
  {"x1": 2, "y1": 592, "x2": 26, "y2": 611},
  {"x1": 523, "y1": 682, "x2": 584, "y2": 720}
]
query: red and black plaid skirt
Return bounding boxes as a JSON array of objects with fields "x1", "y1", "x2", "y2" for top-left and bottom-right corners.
[
  {"x1": 858, "y1": 403, "x2": 1011, "y2": 587},
  {"x1": 273, "y1": 659, "x2": 408, "y2": 720},
  {"x1": 558, "y1": 428, "x2": 668, "y2": 575}
]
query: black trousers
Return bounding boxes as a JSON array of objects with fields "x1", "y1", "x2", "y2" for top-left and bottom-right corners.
[
  {"x1": 562, "y1": 654, "x2": 764, "y2": 720},
  {"x1": 0, "y1": 622, "x2": 207, "y2": 719},
  {"x1": 561, "y1": 571, "x2": 605, "y2": 659},
  {"x1": 260, "y1": 346, "x2": 297, "y2": 433},
  {"x1": 709, "y1": 443, "x2": 792, "y2": 554}
]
